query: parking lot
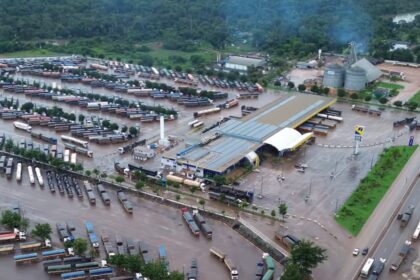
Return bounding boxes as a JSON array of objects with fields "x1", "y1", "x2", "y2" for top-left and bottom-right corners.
[{"x1": 0, "y1": 170, "x2": 268, "y2": 280}]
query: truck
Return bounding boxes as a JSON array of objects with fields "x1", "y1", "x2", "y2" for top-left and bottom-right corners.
[
  {"x1": 372, "y1": 258, "x2": 386, "y2": 276},
  {"x1": 83, "y1": 181, "x2": 96, "y2": 204},
  {"x1": 399, "y1": 205, "x2": 415, "y2": 227},
  {"x1": 56, "y1": 223, "x2": 72, "y2": 242},
  {"x1": 0, "y1": 228, "x2": 26, "y2": 243},
  {"x1": 181, "y1": 209, "x2": 200, "y2": 236},
  {"x1": 20, "y1": 240, "x2": 51, "y2": 251},
  {"x1": 117, "y1": 190, "x2": 133, "y2": 213},
  {"x1": 413, "y1": 221, "x2": 420, "y2": 241},
  {"x1": 224, "y1": 258, "x2": 239, "y2": 280},
  {"x1": 97, "y1": 184, "x2": 111, "y2": 205},
  {"x1": 13, "y1": 121, "x2": 32, "y2": 132},
  {"x1": 14, "y1": 252, "x2": 38, "y2": 263},
  {"x1": 187, "y1": 258, "x2": 198, "y2": 280},
  {"x1": 116, "y1": 235, "x2": 125, "y2": 255},
  {"x1": 85, "y1": 221, "x2": 100, "y2": 248},
  {"x1": 5, "y1": 157, "x2": 14, "y2": 178},
  {"x1": 28, "y1": 165, "x2": 35, "y2": 184},
  {"x1": 35, "y1": 167, "x2": 44, "y2": 187},
  {"x1": 361, "y1": 258, "x2": 375, "y2": 278},
  {"x1": 16, "y1": 162, "x2": 22, "y2": 182},
  {"x1": 390, "y1": 241, "x2": 411, "y2": 271},
  {"x1": 61, "y1": 135, "x2": 89, "y2": 148},
  {"x1": 0, "y1": 244, "x2": 15, "y2": 254},
  {"x1": 193, "y1": 212, "x2": 213, "y2": 239}
]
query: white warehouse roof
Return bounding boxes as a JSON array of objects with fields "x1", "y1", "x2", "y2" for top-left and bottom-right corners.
[
  {"x1": 263, "y1": 128, "x2": 313, "y2": 152},
  {"x1": 225, "y1": 56, "x2": 266, "y2": 67}
]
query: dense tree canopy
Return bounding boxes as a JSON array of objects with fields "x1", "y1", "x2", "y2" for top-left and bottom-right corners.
[{"x1": 0, "y1": 0, "x2": 419, "y2": 59}]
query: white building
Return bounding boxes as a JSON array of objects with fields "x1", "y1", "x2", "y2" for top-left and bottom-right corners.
[
  {"x1": 224, "y1": 56, "x2": 266, "y2": 72},
  {"x1": 390, "y1": 42, "x2": 410, "y2": 51}
]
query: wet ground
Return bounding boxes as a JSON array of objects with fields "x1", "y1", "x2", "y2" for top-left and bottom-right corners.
[
  {"x1": 0, "y1": 168, "x2": 268, "y2": 280},
  {"x1": 237, "y1": 102, "x2": 419, "y2": 279}
]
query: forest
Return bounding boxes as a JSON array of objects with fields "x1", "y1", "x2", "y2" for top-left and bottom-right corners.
[{"x1": 0, "y1": 0, "x2": 419, "y2": 62}]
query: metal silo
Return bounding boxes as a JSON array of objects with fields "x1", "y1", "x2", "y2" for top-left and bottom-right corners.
[
  {"x1": 323, "y1": 64, "x2": 345, "y2": 88},
  {"x1": 344, "y1": 66, "x2": 367, "y2": 91}
]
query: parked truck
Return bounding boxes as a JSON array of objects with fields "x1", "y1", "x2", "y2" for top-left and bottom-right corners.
[
  {"x1": 181, "y1": 208, "x2": 200, "y2": 237},
  {"x1": 20, "y1": 240, "x2": 51, "y2": 252},
  {"x1": 413, "y1": 221, "x2": 420, "y2": 241},
  {"x1": 209, "y1": 248, "x2": 238, "y2": 279},
  {"x1": 85, "y1": 221, "x2": 99, "y2": 248},
  {"x1": 193, "y1": 212, "x2": 213, "y2": 239},
  {"x1": 0, "y1": 228, "x2": 26, "y2": 243},
  {"x1": 187, "y1": 258, "x2": 198, "y2": 280},
  {"x1": 117, "y1": 190, "x2": 133, "y2": 214},
  {"x1": 83, "y1": 181, "x2": 96, "y2": 205},
  {"x1": 97, "y1": 184, "x2": 111, "y2": 205}
]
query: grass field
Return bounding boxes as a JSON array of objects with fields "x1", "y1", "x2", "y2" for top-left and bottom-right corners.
[
  {"x1": 409, "y1": 90, "x2": 420, "y2": 104},
  {"x1": 336, "y1": 145, "x2": 418, "y2": 235},
  {"x1": 376, "y1": 82, "x2": 404, "y2": 90},
  {"x1": 0, "y1": 49, "x2": 59, "y2": 58}
]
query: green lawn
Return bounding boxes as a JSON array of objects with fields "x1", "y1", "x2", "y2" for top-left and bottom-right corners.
[
  {"x1": 376, "y1": 82, "x2": 404, "y2": 90},
  {"x1": 336, "y1": 145, "x2": 418, "y2": 235},
  {"x1": 409, "y1": 90, "x2": 420, "y2": 104},
  {"x1": 0, "y1": 49, "x2": 59, "y2": 58}
]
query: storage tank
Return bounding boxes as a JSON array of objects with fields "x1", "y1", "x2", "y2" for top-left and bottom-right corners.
[
  {"x1": 345, "y1": 66, "x2": 367, "y2": 91},
  {"x1": 323, "y1": 64, "x2": 345, "y2": 88}
]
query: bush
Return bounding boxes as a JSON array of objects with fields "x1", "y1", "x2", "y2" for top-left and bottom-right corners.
[
  {"x1": 364, "y1": 95, "x2": 372, "y2": 102},
  {"x1": 393, "y1": 100, "x2": 403, "y2": 107},
  {"x1": 350, "y1": 93, "x2": 359, "y2": 99},
  {"x1": 337, "y1": 88, "x2": 346, "y2": 97},
  {"x1": 379, "y1": 97, "x2": 388, "y2": 104}
]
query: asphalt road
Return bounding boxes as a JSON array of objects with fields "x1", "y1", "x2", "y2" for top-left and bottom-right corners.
[
  {"x1": 338, "y1": 147, "x2": 420, "y2": 280},
  {"x1": 371, "y1": 179, "x2": 420, "y2": 279}
]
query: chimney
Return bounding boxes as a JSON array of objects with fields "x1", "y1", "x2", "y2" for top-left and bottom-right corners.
[{"x1": 160, "y1": 115, "x2": 165, "y2": 140}]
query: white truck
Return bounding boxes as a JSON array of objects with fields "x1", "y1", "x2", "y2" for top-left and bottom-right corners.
[
  {"x1": 209, "y1": 247, "x2": 238, "y2": 280},
  {"x1": 361, "y1": 258, "x2": 374, "y2": 278}
]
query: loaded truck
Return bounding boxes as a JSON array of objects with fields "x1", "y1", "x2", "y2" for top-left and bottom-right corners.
[
  {"x1": 97, "y1": 184, "x2": 111, "y2": 205},
  {"x1": 390, "y1": 241, "x2": 411, "y2": 271},
  {"x1": 187, "y1": 258, "x2": 198, "y2": 280},
  {"x1": 209, "y1": 247, "x2": 238, "y2": 279},
  {"x1": 0, "y1": 228, "x2": 26, "y2": 243},
  {"x1": 85, "y1": 221, "x2": 100, "y2": 248},
  {"x1": 181, "y1": 208, "x2": 200, "y2": 236}
]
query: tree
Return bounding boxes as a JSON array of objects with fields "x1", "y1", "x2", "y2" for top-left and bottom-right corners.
[
  {"x1": 287, "y1": 81, "x2": 295, "y2": 89},
  {"x1": 298, "y1": 84, "x2": 306, "y2": 92},
  {"x1": 121, "y1": 126, "x2": 128, "y2": 133},
  {"x1": 85, "y1": 170, "x2": 91, "y2": 176},
  {"x1": 21, "y1": 102, "x2": 34, "y2": 112},
  {"x1": 110, "y1": 123, "x2": 119, "y2": 130},
  {"x1": 1, "y1": 210, "x2": 28, "y2": 230},
  {"x1": 379, "y1": 97, "x2": 388, "y2": 104},
  {"x1": 93, "y1": 168, "x2": 100, "y2": 178},
  {"x1": 199, "y1": 199, "x2": 206, "y2": 209},
  {"x1": 129, "y1": 126, "x2": 139, "y2": 136},
  {"x1": 271, "y1": 209, "x2": 276, "y2": 217},
  {"x1": 73, "y1": 238, "x2": 88, "y2": 256},
  {"x1": 337, "y1": 88, "x2": 346, "y2": 97},
  {"x1": 135, "y1": 181, "x2": 144, "y2": 190},
  {"x1": 115, "y1": 176, "x2": 125, "y2": 184},
  {"x1": 289, "y1": 240, "x2": 327, "y2": 277},
  {"x1": 31, "y1": 223, "x2": 52, "y2": 240},
  {"x1": 175, "y1": 194, "x2": 181, "y2": 201},
  {"x1": 322, "y1": 87, "x2": 330, "y2": 95},
  {"x1": 279, "y1": 202, "x2": 288, "y2": 220},
  {"x1": 350, "y1": 93, "x2": 359, "y2": 99},
  {"x1": 281, "y1": 263, "x2": 306, "y2": 280},
  {"x1": 78, "y1": 114, "x2": 85, "y2": 123},
  {"x1": 213, "y1": 175, "x2": 226, "y2": 186},
  {"x1": 102, "y1": 120, "x2": 111, "y2": 128}
]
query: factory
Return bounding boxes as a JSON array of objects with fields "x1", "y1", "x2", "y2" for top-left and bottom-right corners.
[
  {"x1": 161, "y1": 94, "x2": 336, "y2": 177},
  {"x1": 323, "y1": 44, "x2": 383, "y2": 91},
  {"x1": 223, "y1": 55, "x2": 267, "y2": 72}
]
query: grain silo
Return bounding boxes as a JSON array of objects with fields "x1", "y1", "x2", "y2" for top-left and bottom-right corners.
[
  {"x1": 344, "y1": 66, "x2": 367, "y2": 91},
  {"x1": 323, "y1": 64, "x2": 345, "y2": 88}
]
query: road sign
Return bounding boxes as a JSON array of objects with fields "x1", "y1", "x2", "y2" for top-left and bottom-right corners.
[
  {"x1": 409, "y1": 136, "x2": 414, "y2": 146},
  {"x1": 355, "y1": 125, "x2": 365, "y2": 136}
]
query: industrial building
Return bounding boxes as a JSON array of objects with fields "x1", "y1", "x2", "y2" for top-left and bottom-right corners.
[
  {"x1": 161, "y1": 94, "x2": 336, "y2": 177},
  {"x1": 223, "y1": 55, "x2": 267, "y2": 72},
  {"x1": 323, "y1": 58, "x2": 382, "y2": 91}
]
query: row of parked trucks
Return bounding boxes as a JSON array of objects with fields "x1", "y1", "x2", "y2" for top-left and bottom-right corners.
[{"x1": 181, "y1": 208, "x2": 213, "y2": 238}]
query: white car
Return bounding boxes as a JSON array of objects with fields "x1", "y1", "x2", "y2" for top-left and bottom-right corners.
[{"x1": 352, "y1": 248, "x2": 359, "y2": 256}]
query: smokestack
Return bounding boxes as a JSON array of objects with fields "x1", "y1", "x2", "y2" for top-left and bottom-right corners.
[{"x1": 160, "y1": 115, "x2": 164, "y2": 140}]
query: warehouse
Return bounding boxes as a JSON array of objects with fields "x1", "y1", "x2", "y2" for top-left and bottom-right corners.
[
  {"x1": 223, "y1": 55, "x2": 267, "y2": 72},
  {"x1": 162, "y1": 94, "x2": 336, "y2": 177}
]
